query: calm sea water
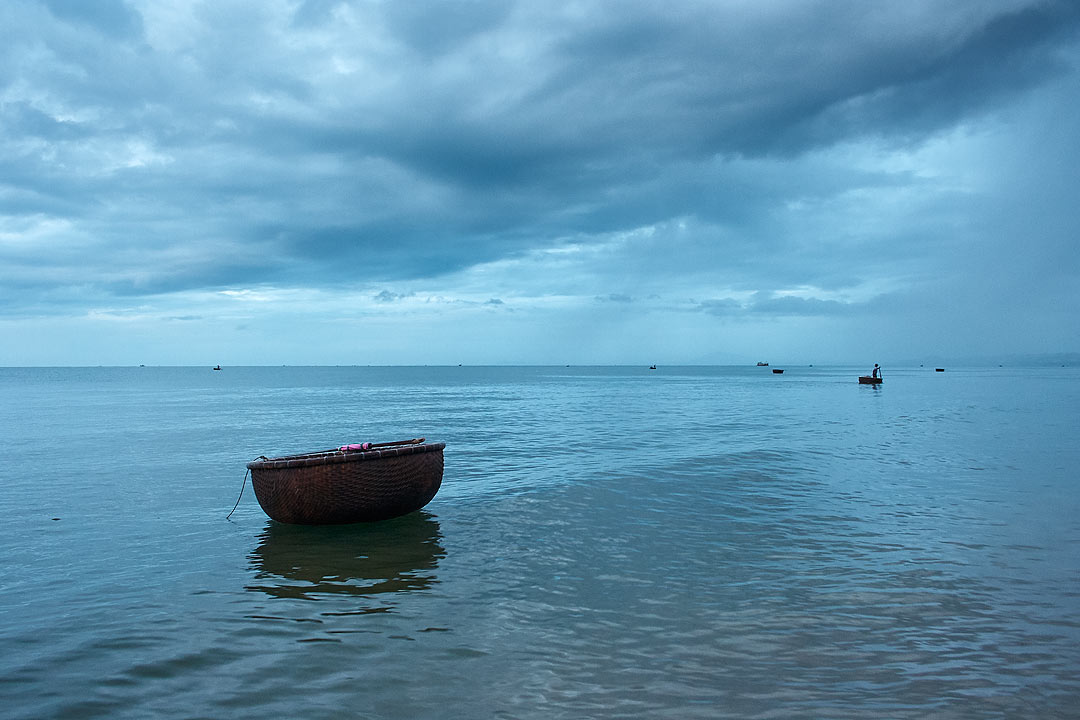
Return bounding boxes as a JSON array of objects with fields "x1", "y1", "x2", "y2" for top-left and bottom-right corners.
[{"x1": 1, "y1": 365, "x2": 1078, "y2": 719}]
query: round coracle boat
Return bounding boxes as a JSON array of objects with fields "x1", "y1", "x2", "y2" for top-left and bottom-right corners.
[{"x1": 246, "y1": 439, "x2": 444, "y2": 525}]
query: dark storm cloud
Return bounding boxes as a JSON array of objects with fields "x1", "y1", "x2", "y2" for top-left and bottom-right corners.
[
  {"x1": 373, "y1": 289, "x2": 414, "y2": 303},
  {"x1": 1, "y1": 0, "x2": 1079, "y2": 329},
  {"x1": 42, "y1": 0, "x2": 143, "y2": 39}
]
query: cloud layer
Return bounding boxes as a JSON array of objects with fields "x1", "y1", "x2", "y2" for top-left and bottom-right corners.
[{"x1": 2, "y1": 0, "x2": 1079, "y2": 364}]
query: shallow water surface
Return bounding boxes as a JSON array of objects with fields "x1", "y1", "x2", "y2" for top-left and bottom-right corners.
[{"x1": 1, "y1": 365, "x2": 1078, "y2": 718}]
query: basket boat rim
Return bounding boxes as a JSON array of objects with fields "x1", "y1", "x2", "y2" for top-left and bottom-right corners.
[{"x1": 247, "y1": 441, "x2": 445, "y2": 471}]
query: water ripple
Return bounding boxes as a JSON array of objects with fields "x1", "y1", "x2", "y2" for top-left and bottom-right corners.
[{"x1": 1, "y1": 366, "x2": 1078, "y2": 718}]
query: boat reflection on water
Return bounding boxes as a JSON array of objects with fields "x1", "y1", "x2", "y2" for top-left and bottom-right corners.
[{"x1": 246, "y1": 511, "x2": 444, "y2": 604}]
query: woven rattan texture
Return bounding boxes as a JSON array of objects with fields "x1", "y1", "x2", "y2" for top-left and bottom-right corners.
[{"x1": 249, "y1": 443, "x2": 444, "y2": 524}]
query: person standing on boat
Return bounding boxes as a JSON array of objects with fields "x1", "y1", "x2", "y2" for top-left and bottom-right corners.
[{"x1": 871, "y1": 363, "x2": 881, "y2": 379}]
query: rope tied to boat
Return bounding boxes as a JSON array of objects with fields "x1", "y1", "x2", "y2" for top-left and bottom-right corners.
[{"x1": 226, "y1": 456, "x2": 268, "y2": 520}]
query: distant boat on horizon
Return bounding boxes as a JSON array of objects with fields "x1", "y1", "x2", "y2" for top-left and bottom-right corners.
[
  {"x1": 213, "y1": 365, "x2": 222, "y2": 371},
  {"x1": 757, "y1": 361, "x2": 769, "y2": 366}
]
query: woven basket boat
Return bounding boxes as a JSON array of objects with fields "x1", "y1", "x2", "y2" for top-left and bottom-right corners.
[{"x1": 246, "y1": 439, "x2": 444, "y2": 525}]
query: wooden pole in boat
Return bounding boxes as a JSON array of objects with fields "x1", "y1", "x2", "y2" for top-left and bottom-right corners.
[
  {"x1": 371, "y1": 438, "x2": 425, "y2": 448},
  {"x1": 336, "y1": 438, "x2": 426, "y2": 452}
]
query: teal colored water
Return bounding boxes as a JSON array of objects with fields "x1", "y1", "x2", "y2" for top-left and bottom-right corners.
[{"x1": 1, "y1": 365, "x2": 1078, "y2": 718}]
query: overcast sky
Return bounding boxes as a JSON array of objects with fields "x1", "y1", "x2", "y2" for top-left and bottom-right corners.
[{"x1": 2, "y1": 0, "x2": 1078, "y2": 366}]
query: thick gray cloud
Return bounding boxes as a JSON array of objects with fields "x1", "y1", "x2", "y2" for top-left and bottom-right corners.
[{"x1": 1, "y1": 0, "x2": 1078, "y2": 364}]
